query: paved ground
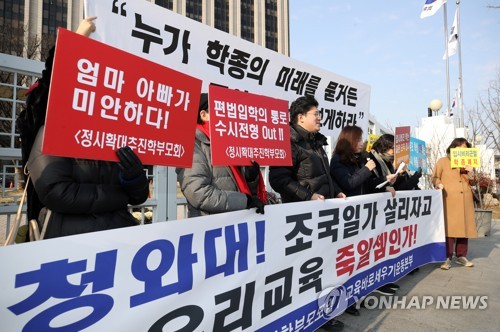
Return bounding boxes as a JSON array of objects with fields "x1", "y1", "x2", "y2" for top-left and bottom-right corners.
[
  {"x1": 0, "y1": 214, "x2": 28, "y2": 246},
  {"x1": 319, "y1": 219, "x2": 500, "y2": 332}
]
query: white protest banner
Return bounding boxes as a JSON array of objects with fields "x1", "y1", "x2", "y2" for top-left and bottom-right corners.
[
  {"x1": 1, "y1": 191, "x2": 445, "y2": 331},
  {"x1": 84, "y1": 0, "x2": 370, "y2": 137}
]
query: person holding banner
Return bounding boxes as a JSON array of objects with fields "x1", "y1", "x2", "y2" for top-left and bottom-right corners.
[
  {"x1": 329, "y1": 126, "x2": 399, "y2": 311},
  {"x1": 269, "y1": 96, "x2": 345, "y2": 203},
  {"x1": 176, "y1": 93, "x2": 266, "y2": 217},
  {"x1": 432, "y1": 138, "x2": 477, "y2": 270},
  {"x1": 369, "y1": 134, "x2": 422, "y2": 192},
  {"x1": 269, "y1": 95, "x2": 345, "y2": 331},
  {"x1": 368, "y1": 134, "x2": 423, "y2": 277},
  {"x1": 22, "y1": 17, "x2": 149, "y2": 238}
]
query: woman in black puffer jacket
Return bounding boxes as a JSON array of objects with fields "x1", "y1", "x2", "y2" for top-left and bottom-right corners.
[
  {"x1": 27, "y1": 126, "x2": 149, "y2": 238},
  {"x1": 330, "y1": 125, "x2": 392, "y2": 196},
  {"x1": 21, "y1": 18, "x2": 149, "y2": 239}
]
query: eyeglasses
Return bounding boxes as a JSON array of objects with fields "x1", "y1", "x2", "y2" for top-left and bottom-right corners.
[{"x1": 306, "y1": 111, "x2": 321, "y2": 118}]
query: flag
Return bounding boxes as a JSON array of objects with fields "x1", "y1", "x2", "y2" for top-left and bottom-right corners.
[
  {"x1": 450, "y1": 83, "x2": 461, "y2": 117},
  {"x1": 420, "y1": 0, "x2": 447, "y2": 19},
  {"x1": 443, "y1": 8, "x2": 458, "y2": 59}
]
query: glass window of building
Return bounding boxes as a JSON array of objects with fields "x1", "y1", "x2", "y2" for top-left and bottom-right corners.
[
  {"x1": 0, "y1": 0, "x2": 25, "y2": 56},
  {"x1": 186, "y1": 0, "x2": 202, "y2": 22},
  {"x1": 265, "y1": 0, "x2": 278, "y2": 52},
  {"x1": 240, "y1": 0, "x2": 254, "y2": 42},
  {"x1": 42, "y1": 0, "x2": 68, "y2": 58},
  {"x1": 214, "y1": 0, "x2": 229, "y2": 33},
  {"x1": 155, "y1": 0, "x2": 173, "y2": 10}
]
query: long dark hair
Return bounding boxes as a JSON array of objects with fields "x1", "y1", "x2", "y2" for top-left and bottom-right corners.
[
  {"x1": 17, "y1": 47, "x2": 54, "y2": 169},
  {"x1": 446, "y1": 137, "x2": 471, "y2": 154},
  {"x1": 333, "y1": 125, "x2": 363, "y2": 165},
  {"x1": 15, "y1": 47, "x2": 54, "y2": 221}
]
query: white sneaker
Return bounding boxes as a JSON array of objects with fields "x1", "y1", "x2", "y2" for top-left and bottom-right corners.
[
  {"x1": 456, "y1": 256, "x2": 474, "y2": 267},
  {"x1": 440, "y1": 258, "x2": 451, "y2": 270}
]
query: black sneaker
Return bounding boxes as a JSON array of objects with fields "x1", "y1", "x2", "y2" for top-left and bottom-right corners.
[
  {"x1": 386, "y1": 282, "x2": 399, "y2": 291},
  {"x1": 322, "y1": 318, "x2": 344, "y2": 331},
  {"x1": 373, "y1": 285, "x2": 396, "y2": 295}
]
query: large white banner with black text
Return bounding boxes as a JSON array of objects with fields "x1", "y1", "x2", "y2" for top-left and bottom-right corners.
[{"x1": 83, "y1": 0, "x2": 371, "y2": 137}]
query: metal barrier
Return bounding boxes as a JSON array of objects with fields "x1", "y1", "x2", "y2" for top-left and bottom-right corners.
[{"x1": 1, "y1": 53, "x2": 180, "y2": 243}]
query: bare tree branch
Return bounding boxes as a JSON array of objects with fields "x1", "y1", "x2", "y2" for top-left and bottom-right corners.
[{"x1": 469, "y1": 69, "x2": 500, "y2": 152}]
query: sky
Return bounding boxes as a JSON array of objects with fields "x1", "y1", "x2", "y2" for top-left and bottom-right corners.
[{"x1": 289, "y1": 0, "x2": 500, "y2": 132}]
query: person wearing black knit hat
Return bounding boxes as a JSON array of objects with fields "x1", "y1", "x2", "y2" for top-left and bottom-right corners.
[{"x1": 19, "y1": 17, "x2": 149, "y2": 239}]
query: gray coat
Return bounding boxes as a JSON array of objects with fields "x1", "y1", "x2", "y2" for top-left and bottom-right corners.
[{"x1": 176, "y1": 128, "x2": 251, "y2": 218}]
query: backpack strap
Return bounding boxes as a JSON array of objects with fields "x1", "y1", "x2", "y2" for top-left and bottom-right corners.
[{"x1": 4, "y1": 175, "x2": 30, "y2": 246}]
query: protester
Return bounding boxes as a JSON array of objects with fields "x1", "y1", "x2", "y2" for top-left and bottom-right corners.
[
  {"x1": 367, "y1": 133, "x2": 428, "y2": 285},
  {"x1": 432, "y1": 138, "x2": 477, "y2": 270},
  {"x1": 269, "y1": 95, "x2": 345, "y2": 203},
  {"x1": 369, "y1": 134, "x2": 422, "y2": 191},
  {"x1": 328, "y1": 126, "x2": 397, "y2": 313},
  {"x1": 176, "y1": 93, "x2": 266, "y2": 217},
  {"x1": 269, "y1": 95, "x2": 345, "y2": 331},
  {"x1": 370, "y1": 134, "x2": 423, "y2": 276},
  {"x1": 23, "y1": 17, "x2": 149, "y2": 239},
  {"x1": 330, "y1": 126, "x2": 396, "y2": 197}
]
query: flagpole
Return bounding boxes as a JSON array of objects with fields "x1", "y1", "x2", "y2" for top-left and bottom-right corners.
[
  {"x1": 443, "y1": 3, "x2": 451, "y2": 118},
  {"x1": 456, "y1": 0, "x2": 464, "y2": 128}
]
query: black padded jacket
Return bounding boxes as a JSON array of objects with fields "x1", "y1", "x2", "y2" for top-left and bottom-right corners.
[
  {"x1": 269, "y1": 125, "x2": 342, "y2": 203},
  {"x1": 27, "y1": 126, "x2": 149, "y2": 238}
]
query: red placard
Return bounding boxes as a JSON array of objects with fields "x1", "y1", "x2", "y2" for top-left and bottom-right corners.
[
  {"x1": 394, "y1": 126, "x2": 411, "y2": 168},
  {"x1": 43, "y1": 28, "x2": 202, "y2": 167},
  {"x1": 208, "y1": 85, "x2": 292, "y2": 166}
]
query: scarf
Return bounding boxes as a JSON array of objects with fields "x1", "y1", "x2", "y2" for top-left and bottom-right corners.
[
  {"x1": 371, "y1": 150, "x2": 394, "y2": 178},
  {"x1": 197, "y1": 122, "x2": 267, "y2": 204}
]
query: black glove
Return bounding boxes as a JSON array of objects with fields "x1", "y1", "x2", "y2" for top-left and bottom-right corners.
[
  {"x1": 407, "y1": 167, "x2": 422, "y2": 189},
  {"x1": 413, "y1": 167, "x2": 423, "y2": 180},
  {"x1": 246, "y1": 194, "x2": 265, "y2": 214},
  {"x1": 116, "y1": 146, "x2": 145, "y2": 181},
  {"x1": 244, "y1": 160, "x2": 261, "y2": 182}
]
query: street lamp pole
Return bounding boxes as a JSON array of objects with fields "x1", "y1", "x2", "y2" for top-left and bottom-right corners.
[{"x1": 429, "y1": 99, "x2": 443, "y2": 115}]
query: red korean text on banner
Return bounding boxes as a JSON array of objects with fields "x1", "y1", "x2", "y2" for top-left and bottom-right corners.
[
  {"x1": 394, "y1": 126, "x2": 411, "y2": 168},
  {"x1": 43, "y1": 28, "x2": 202, "y2": 167},
  {"x1": 208, "y1": 85, "x2": 292, "y2": 166}
]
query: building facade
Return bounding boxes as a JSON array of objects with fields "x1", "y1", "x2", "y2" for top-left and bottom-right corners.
[
  {"x1": 0, "y1": 0, "x2": 289, "y2": 59},
  {"x1": 0, "y1": 0, "x2": 290, "y2": 229}
]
